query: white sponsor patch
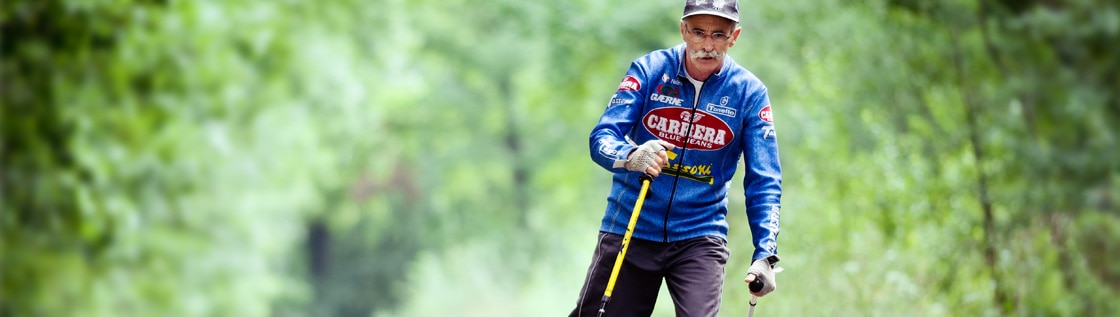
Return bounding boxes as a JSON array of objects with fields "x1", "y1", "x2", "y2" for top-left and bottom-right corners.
[{"x1": 706, "y1": 104, "x2": 737, "y2": 117}]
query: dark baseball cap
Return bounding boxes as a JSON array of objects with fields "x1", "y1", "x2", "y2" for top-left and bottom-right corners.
[{"x1": 682, "y1": 0, "x2": 739, "y2": 23}]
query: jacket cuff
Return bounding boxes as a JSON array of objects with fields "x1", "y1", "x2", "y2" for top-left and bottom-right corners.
[
  {"x1": 753, "y1": 252, "x2": 780, "y2": 265},
  {"x1": 610, "y1": 147, "x2": 638, "y2": 169},
  {"x1": 612, "y1": 159, "x2": 628, "y2": 169}
]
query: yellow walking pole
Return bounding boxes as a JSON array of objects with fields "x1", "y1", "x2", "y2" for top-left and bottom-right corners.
[{"x1": 598, "y1": 174, "x2": 654, "y2": 317}]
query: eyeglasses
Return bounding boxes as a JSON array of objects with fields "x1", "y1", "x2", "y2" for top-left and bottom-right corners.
[{"x1": 685, "y1": 28, "x2": 732, "y2": 44}]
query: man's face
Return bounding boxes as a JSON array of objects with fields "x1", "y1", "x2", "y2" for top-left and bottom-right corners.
[{"x1": 680, "y1": 15, "x2": 741, "y2": 79}]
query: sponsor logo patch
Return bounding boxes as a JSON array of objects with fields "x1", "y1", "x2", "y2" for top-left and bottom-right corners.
[
  {"x1": 597, "y1": 139, "x2": 624, "y2": 158},
  {"x1": 618, "y1": 75, "x2": 641, "y2": 91},
  {"x1": 706, "y1": 104, "x2": 737, "y2": 117},
  {"x1": 608, "y1": 93, "x2": 633, "y2": 106},
  {"x1": 758, "y1": 105, "x2": 774, "y2": 123},
  {"x1": 643, "y1": 108, "x2": 733, "y2": 151},
  {"x1": 651, "y1": 93, "x2": 684, "y2": 106},
  {"x1": 660, "y1": 150, "x2": 714, "y2": 184},
  {"x1": 663, "y1": 161, "x2": 715, "y2": 184},
  {"x1": 660, "y1": 74, "x2": 682, "y2": 85},
  {"x1": 656, "y1": 84, "x2": 681, "y2": 98}
]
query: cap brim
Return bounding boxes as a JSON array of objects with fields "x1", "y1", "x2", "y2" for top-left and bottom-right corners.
[{"x1": 682, "y1": 11, "x2": 739, "y2": 23}]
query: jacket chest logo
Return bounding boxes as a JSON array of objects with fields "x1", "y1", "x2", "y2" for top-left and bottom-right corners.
[
  {"x1": 643, "y1": 108, "x2": 734, "y2": 151},
  {"x1": 651, "y1": 84, "x2": 684, "y2": 106}
]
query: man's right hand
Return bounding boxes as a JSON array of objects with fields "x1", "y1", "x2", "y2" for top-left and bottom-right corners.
[{"x1": 624, "y1": 140, "x2": 675, "y2": 177}]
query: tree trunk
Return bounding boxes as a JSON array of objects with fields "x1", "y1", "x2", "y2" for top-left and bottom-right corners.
[{"x1": 949, "y1": 25, "x2": 1010, "y2": 315}]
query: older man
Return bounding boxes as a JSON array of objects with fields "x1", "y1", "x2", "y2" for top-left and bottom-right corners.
[{"x1": 571, "y1": 0, "x2": 782, "y2": 316}]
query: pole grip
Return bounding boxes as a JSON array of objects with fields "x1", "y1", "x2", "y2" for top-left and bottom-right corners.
[
  {"x1": 639, "y1": 173, "x2": 653, "y2": 197},
  {"x1": 749, "y1": 278, "x2": 764, "y2": 293}
]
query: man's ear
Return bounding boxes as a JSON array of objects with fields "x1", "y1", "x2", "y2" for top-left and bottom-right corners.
[
  {"x1": 729, "y1": 26, "x2": 742, "y2": 47},
  {"x1": 680, "y1": 21, "x2": 689, "y2": 40}
]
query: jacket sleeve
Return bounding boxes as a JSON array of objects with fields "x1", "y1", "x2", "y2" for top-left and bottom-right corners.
[
  {"x1": 589, "y1": 62, "x2": 649, "y2": 173},
  {"x1": 741, "y1": 86, "x2": 782, "y2": 264}
]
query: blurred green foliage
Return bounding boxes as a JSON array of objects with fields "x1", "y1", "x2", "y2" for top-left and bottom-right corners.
[{"x1": 2, "y1": 0, "x2": 1117, "y2": 316}]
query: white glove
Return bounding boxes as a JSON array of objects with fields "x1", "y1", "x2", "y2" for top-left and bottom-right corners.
[
  {"x1": 623, "y1": 140, "x2": 669, "y2": 174},
  {"x1": 746, "y1": 258, "x2": 778, "y2": 296}
]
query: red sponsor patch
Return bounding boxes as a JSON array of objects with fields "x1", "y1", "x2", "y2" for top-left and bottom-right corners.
[
  {"x1": 643, "y1": 108, "x2": 734, "y2": 151},
  {"x1": 758, "y1": 105, "x2": 773, "y2": 123},
  {"x1": 618, "y1": 75, "x2": 641, "y2": 92}
]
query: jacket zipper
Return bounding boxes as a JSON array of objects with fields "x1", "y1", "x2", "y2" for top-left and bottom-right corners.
[{"x1": 661, "y1": 73, "x2": 705, "y2": 242}]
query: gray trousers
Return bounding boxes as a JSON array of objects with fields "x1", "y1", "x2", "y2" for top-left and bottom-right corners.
[{"x1": 570, "y1": 232, "x2": 730, "y2": 317}]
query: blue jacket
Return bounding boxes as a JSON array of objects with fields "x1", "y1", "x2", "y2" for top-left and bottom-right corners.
[{"x1": 589, "y1": 44, "x2": 782, "y2": 263}]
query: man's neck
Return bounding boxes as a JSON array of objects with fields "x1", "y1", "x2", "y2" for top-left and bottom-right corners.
[
  {"x1": 683, "y1": 67, "x2": 704, "y2": 102},
  {"x1": 684, "y1": 59, "x2": 715, "y2": 82}
]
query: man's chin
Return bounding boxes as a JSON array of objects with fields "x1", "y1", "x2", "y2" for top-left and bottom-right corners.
[{"x1": 692, "y1": 59, "x2": 721, "y2": 71}]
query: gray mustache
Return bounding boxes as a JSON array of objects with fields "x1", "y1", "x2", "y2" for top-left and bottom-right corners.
[{"x1": 691, "y1": 49, "x2": 724, "y2": 59}]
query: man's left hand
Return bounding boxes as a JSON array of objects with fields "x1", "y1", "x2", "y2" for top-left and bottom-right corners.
[{"x1": 744, "y1": 259, "x2": 777, "y2": 297}]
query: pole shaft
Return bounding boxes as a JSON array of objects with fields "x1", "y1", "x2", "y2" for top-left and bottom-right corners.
[{"x1": 602, "y1": 176, "x2": 652, "y2": 299}]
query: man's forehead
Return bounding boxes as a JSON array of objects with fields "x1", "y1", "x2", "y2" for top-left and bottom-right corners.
[{"x1": 683, "y1": 15, "x2": 737, "y2": 30}]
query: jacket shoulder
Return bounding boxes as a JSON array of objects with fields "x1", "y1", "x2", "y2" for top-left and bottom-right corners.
[
  {"x1": 632, "y1": 45, "x2": 683, "y2": 71},
  {"x1": 724, "y1": 61, "x2": 766, "y2": 92}
]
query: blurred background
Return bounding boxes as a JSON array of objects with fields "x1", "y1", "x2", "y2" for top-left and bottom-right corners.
[{"x1": 2, "y1": 0, "x2": 1118, "y2": 316}]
